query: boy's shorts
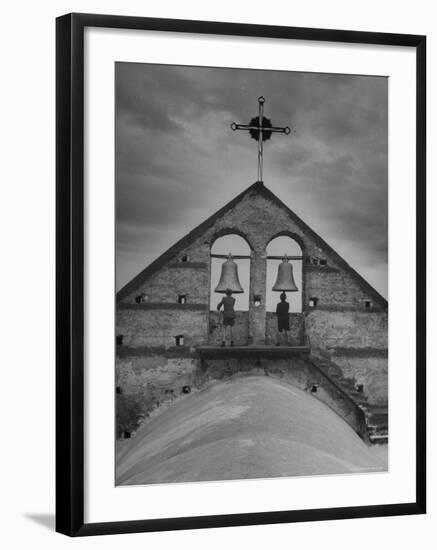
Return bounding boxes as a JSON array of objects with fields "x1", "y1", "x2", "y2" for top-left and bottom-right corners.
[
  {"x1": 224, "y1": 317, "x2": 235, "y2": 326},
  {"x1": 278, "y1": 318, "x2": 290, "y2": 332}
]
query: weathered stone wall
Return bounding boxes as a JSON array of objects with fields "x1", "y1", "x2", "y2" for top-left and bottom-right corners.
[
  {"x1": 118, "y1": 185, "x2": 387, "y2": 348},
  {"x1": 120, "y1": 262, "x2": 210, "y2": 305},
  {"x1": 305, "y1": 310, "x2": 388, "y2": 350},
  {"x1": 117, "y1": 306, "x2": 208, "y2": 348},
  {"x1": 305, "y1": 266, "x2": 385, "y2": 311},
  {"x1": 305, "y1": 310, "x2": 388, "y2": 406},
  {"x1": 115, "y1": 183, "x2": 387, "y2": 430},
  {"x1": 265, "y1": 313, "x2": 304, "y2": 345},
  {"x1": 208, "y1": 311, "x2": 249, "y2": 345},
  {"x1": 198, "y1": 356, "x2": 308, "y2": 388},
  {"x1": 116, "y1": 353, "x2": 198, "y2": 437},
  {"x1": 330, "y1": 352, "x2": 388, "y2": 406}
]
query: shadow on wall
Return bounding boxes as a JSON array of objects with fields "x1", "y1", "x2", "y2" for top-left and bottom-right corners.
[{"x1": 24, "y1": 514, "x2": 55, "y2": 531}]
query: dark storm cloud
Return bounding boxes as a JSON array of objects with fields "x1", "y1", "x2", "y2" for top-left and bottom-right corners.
[{"x1": 115, "y1": 63, "x2": 388, "y2": 297}]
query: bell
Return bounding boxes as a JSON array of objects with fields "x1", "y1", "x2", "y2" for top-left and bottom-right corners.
[
  {"x1": 272, "y1": 255, "x2": 298, "y2": 292},
  {"x1": 214, "y1": 253, "x2": 244, "y2": 293}
]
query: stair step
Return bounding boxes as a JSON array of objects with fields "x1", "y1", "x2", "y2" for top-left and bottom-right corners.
[
  {"x1": 367, "y1": 412, "x2": 388, "y2": 423},
  {"x1": 368, "y1": 425, "x2": 388, "y2": 434},
  {"x1": 369, "y1": 433, "x2": 388, "y2": 444},
  {"x1": 366, "y1": 404, "x2": 388, "y2": 412},
  {"x1": 368, "y1": 424, "x2": 388, "y2": 432},
  {"x1": 352, "y1": 397, "x2": 369, "y2": 406},
  {"x1": 367, "y1": 428, "x2": 388, "y2": 441},
  {"x1": 368, "y1": 409, "x2": 387, "y2": 416},
  {"x1": 312, "y1": 356, "x2": 388, "y2": 445}
]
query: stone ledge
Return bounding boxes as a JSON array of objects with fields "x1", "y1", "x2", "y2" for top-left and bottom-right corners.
[
  {"x1": 196, "y1": 345, "x2": 310, "y2": 359},
  {"x1": 117, "y1": 346, "x2": 198, "y2": 358}
]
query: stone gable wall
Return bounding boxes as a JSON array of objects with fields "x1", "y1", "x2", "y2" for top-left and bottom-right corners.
[
  {"x1": 115, "y1": 185, "x2": 388, "y2": 433},
  {"x1": 265, "y1": 313, "x2": 305, "y2": 345},
  {"x1": 120, "y1": 263, "x2": 210, "y2": 306},
  {"x1": 117, "y1": 307, "x2": 208, "y2": 348},
  {"x1": 117, "y1": 189, "x2": 386, "y2": 344},
  {"x1": 208, "y1": 311, "x2": 249, "y2": 346},
  {"x1": 305, "y1": 310, "x2": 388, "y2": 350}
]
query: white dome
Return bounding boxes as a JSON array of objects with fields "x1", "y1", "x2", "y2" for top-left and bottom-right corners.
[{"x1": 116, "y1": 376, "x2": 386, "y2": 486}]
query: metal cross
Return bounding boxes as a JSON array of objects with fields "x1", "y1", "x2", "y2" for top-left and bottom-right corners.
[{"x1": 231, "y1": 96, "x2": 291, "y2": 182}]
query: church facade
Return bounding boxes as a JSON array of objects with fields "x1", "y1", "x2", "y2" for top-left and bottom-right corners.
[{"x1": 116, "y1": 181, "x2": 388, "y2": 443}]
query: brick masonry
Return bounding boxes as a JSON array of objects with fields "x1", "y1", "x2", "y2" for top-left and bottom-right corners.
[
  {"x1": 265, "y1": 312, "x2": 305, "y2": 345},
  {"x1": 116, "y1": 182, "x2": 388, "y2": 435},
  {"x1": 208, "y1": 311, "x2": 249, "y2": 346},
  {"x1": 116, "y1": 354, "x2": 197, "y2": 438},
  {"x1": 305, "y1": 310, "x2": 388, "y2": 349},
  {"x1": 329, "y1": 354, "x2": 388, "y2": 405},
  {"x1": 117, "y1": 307, "x2": 208, "y2": 348}
]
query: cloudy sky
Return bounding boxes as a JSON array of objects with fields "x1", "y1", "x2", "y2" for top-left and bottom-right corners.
[{"x1": 115, "y1": 62, "x2": 388, "y2": 299}]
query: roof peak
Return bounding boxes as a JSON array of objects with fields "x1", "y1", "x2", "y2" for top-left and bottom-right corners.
[{"x1": 117, "y1": 180, "x2": 387, "y2": 308}]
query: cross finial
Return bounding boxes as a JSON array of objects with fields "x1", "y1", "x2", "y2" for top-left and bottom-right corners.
[{"x1": 231, "y1": 96, "x2": 291, "y2": 182}]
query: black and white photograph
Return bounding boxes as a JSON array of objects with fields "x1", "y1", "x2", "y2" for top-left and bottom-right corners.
[
  {"x1": 115, "y1": 62, "x2": 388, "y2": 486},
  {"x1": 0, "y1": 1, "x2": 430, "y2": 546}
]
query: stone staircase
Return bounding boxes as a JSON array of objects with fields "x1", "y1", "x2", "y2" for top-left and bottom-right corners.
[
  {"x1": 365, "y1": 406, "x2": 389, "y2": 444},
  {"x1": 309, "y1": 354, "x2": 388, "y2": 444}
]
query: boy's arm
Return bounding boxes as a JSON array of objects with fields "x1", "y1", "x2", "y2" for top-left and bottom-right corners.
[{"x1": 217, "y1": 299, "x2": 224, "y2": 311}]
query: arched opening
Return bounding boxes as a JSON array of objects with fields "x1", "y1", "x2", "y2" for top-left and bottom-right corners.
[
  {"x1": 266, "y1": 236, "x2": 303, "y2": 313},
  {"x1": 265, "y1": 236, "x2": 304, "y2": 346},
  {"x1": 210, "y1": 234, "x2": 251, "y2": 311},
  {"x1": 209, "y1": 234, "x2": 251, "y2": 345}
]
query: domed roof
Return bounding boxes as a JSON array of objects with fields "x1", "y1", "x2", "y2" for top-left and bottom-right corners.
[{"x1": 116, "y1": 376, "x2": 386, "y2": 486}]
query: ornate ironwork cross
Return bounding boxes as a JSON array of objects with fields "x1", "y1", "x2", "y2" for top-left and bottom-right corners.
[{"x1": 231, "y1": 96, "x2": 291, "y2": 182}]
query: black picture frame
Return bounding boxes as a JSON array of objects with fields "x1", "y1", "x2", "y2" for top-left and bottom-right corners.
[{"x1": 56, "y1": 12, "x2": 426, "y2": 537}]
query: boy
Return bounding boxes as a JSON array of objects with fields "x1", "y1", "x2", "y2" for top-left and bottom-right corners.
[
  {"x1": 276, "y1": 292, "x2": 290, "y2": 346},
  {"x1": 217, "y1": 288, "x2": 236, "y2": 346}
]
